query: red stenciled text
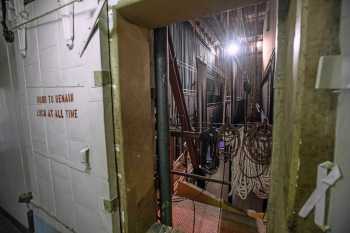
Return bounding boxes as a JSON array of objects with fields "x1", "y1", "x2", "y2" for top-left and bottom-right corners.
[{"x1": 36, "y1": 93, "x2": 78, "y2": 119}]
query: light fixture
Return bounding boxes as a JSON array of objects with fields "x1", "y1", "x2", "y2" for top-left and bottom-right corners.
[
  {"x1": 209, "y1": 46, "x2": 216, "y2": 55},
  {"x1": 257, "y1": 41, "x2": 263, "y2": 50},
  {"x1": 225, "y1": 41, "x2": 240, "y2": 56}
]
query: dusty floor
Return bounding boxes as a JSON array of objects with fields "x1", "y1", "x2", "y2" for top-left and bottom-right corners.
[
  {"x1": 172, "y1": 157, "x2": 226, "y2": 233},
  {"x1": 173, "y1": 198, "x2": 220, "y2": 233},
  {"x1": 172, "y1": 157, "x2": 257, "y2": 233}
]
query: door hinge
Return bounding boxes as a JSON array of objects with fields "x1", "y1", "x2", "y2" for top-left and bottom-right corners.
[
  {"x1": 94, "y1": 70, "x2": 111, "y2": 87},
  {"x1": 103, "y1": 196, "x2": 119, "y2": 213}
]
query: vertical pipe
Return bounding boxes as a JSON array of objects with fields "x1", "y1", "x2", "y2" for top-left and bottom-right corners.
[
  {"x1": 27, "y1": 210, "x2": 35, "y2": 233},
  {"x1": 222, "y1": 77, "x2": 227, "y2": 124},
  {"x1": 154, "y1": 27, "x2": 172, "y2": 226}
]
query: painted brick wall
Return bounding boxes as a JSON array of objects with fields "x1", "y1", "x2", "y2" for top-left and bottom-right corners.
[
  {"x1": 0, "y1": 0, "x2": 116, "y2": 233},
  {"x1": 0, "y1": 19, "x2": 28, "y2": 227}
]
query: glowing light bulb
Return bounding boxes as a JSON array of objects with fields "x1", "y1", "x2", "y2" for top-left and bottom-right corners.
[
  {"x1": 257, "y1": 41, "x2": 263, "y2": 50},
  {"x1": 225, "y1": 42, "x2": 240, "y2": 56}
]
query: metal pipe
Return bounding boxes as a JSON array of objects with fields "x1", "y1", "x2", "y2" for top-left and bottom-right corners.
[
  {"x1": 171, "y1": 170, "x2": 230, "y2": 185},
  {"x1": 10, "y1": 0, "x2": 81, "y2": 30},
  {"x1": 30, "y1": 201, "x2": 76, "y2": 233},
  {"x1": 154, "y1": 27, "x2": 172, "y2": 226},
  {"x1": 27, "y1": 210, "x2": 35, "y2": 233}
]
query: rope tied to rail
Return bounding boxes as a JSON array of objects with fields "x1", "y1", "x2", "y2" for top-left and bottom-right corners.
[{"x1": 226, "y1": 123, "x2": 272, "y2": 200}]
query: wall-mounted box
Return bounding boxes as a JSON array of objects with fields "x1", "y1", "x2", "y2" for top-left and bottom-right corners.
[{"x1": 316, "y1": 55, "x2": 350, "y2": 90}]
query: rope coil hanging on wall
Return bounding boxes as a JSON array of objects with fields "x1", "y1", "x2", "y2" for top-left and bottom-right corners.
[{"x1": 225, "y1": 123, "x2": 272, "y2": 200}]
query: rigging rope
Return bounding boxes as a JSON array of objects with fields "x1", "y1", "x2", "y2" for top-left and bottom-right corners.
[{"x1": 221, "y1": 123, "x2": 272, "y2": 200}]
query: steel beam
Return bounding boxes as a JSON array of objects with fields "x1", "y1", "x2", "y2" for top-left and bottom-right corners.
[{"x1": 168, "y1": 32, "x2": 200, "y2": 169}]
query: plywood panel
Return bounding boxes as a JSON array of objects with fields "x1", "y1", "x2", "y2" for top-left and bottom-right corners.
[
  {"x1": 109, "y1": 13, "x2": 156, "y2": 233},
  {"x1": 118, "y1": 0, "x2": 265, "y2": 28}
]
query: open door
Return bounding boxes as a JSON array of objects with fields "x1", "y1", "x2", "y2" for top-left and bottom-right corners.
[{"x1": 0, "y1": 1, "x2": 120, "y2": 233}]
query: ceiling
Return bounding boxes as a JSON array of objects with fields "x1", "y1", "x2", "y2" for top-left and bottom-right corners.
[{"x1": 117, "y1": 0, "x2": 266, "y2": 28}]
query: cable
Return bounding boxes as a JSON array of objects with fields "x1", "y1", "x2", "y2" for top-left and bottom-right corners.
[
  {"x1": 192, "y1": 200, "x2": 196, "y2": 233},
  {"x1": 216, "y1": 151, "x2": 226, "y2": 233},
  {"x1": 230, "y1": 125, "x2": 272, "y2": 199}
]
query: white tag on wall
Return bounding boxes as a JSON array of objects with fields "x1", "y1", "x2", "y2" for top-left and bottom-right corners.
[
  {"x1": 316, "y1": 55, "x2": 350, "y2": 90},
  {"x1": 298, "y1": 161, "x2": 342, "y2": 231}
]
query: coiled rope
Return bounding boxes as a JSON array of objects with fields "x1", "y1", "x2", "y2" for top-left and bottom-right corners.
[{"x1": 223, "y1": 123, "x2": 272, "y2": 199}]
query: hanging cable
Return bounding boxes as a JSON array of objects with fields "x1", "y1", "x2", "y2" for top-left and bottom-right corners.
[
  {"x1": 192, "y1": 200, "x2": 196, "y2": 233},
  {"x1": 216, "y1": 152, "x2": 226, "y2": 233},
  {"x1": 229, "y1": 123, "x2": 272, "y2": 200}
]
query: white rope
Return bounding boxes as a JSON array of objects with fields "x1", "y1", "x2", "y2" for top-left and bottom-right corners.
[{"x1": 228, "y1": 126, "x2": 272, "y2": 200}]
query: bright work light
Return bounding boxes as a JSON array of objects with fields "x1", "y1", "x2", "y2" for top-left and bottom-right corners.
[{"x1": 225, "y1": 41, "x2": 240, "y2": 56}]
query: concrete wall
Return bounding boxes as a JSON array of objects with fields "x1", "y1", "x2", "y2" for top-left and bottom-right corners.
[
  {"x1": 268, "y1": 0, "x2": 340, "y2": 233},
  {"x1": 0, "y1": 1, "x2": 117, "y2": 233}
]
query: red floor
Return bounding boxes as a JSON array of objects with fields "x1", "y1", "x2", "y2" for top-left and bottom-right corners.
[
  {"x1": 172, "y1": 156, "x2": 259, "y2": 233},
  {"x1": 173, "y1": 199, "x2": 220, "y2": 233}
]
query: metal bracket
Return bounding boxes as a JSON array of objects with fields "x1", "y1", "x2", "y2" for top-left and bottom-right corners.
[
  {"x1": 103, "y1": 196, "x2": 119, "y2": 213},
  {"x1": 58, "y1": 0, "x2": 74, "y2": 49},
  {"x1": 14, "y1": 0, "x2": 27, "y2": 56},
  {"x1": 18, "y1": 192, "x2": 33, "y2": 204},
  {"x1": 94, "y1": 70, "x2": 111, "y2": 86},
  {"x1": 315, "y1": 55, "x2": 350, "y2": 90}
]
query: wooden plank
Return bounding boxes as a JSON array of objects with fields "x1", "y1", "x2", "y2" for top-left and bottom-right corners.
[
  {"x1": 117, "y1": 0, "x2": 265, "y2": 28},
  {"x1": 110, "y1": 13, "x2": 156, "y2": 233},
  {"x1": 177, "y1": 182, "x2": 246, "y2": 217},
  {"x1": 176, "y1": 181, "x2": 258, "y2": 230}
]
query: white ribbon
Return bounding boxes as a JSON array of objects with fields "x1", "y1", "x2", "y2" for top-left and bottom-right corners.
[{"x1": 298, "y1": 161, "x2": 342, "y2": 231}]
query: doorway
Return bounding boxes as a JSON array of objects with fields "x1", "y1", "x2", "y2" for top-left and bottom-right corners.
[{"x1": 109, "y1": 1, "x2": 276, "y2": 233}]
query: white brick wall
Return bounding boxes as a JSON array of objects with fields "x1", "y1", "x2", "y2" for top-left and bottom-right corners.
[
  {"x1": 0, "y1": 0, "x2": 115, "y2": 232},
  {"x1": 0, "y1": 24, "x2": 28, "y2": 226}
]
